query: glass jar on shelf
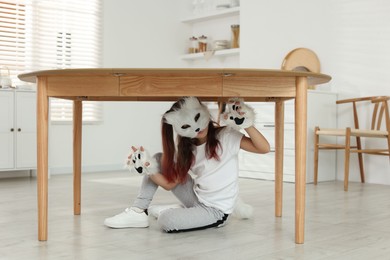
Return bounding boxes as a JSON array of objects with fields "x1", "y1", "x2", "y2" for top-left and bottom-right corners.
[
  {"x1": 188, "y1": 36, "x2": 199, "y2": 54},
  {"x1": 198, "y1": 35, "x2": 208, "y2": 52},
  {"x1": 231, "y1": 24, "x2": 240, "y2": 48}
]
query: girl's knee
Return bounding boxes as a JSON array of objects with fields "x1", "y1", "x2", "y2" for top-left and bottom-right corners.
[{"x1": 157, "y1": 210, "x2": 175, "y2": 232}]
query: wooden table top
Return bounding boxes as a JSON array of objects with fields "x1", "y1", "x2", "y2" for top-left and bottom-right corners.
[
  {"x1": 19, "y1": 68, "x2": 331, "y2": 84},
  {"x1": 18, "y1": 68, "x2": 331, "y2": 102}
]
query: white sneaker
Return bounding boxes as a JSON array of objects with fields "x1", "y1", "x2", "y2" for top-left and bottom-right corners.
[
  {"x1": 148, "y1": 204, "x2": 183, "y2": 219},
  {"x1": 104, "y1": 207, "x2": 149, "y2": 228}
]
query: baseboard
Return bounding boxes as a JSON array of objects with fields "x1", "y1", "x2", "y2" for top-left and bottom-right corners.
[
  {"x1": 0, "y1": 170, "x2": 34, "y2": 178},
  {"x1": 48, "y1": 164, "x2": 124, "y2": 175}
]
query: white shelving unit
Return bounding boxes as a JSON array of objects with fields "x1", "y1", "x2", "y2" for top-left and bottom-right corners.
[
  {"x1": 181, "y1": 7, "x2": 240, "y2": 24},
  {"x1": 180, "y1": 48, "x2": 240, "y2": 60},
  {"x1": 181, "y1": 6, "x2": 240, "y2": 62}
]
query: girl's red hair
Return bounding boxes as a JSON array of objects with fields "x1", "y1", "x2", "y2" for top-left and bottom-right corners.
[{"x1": 161, "y1": 98, "x2": 222, "y2": 183}]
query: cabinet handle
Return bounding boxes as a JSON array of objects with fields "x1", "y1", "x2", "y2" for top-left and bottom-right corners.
[
  {"x1": 263, "y1": 124, "x2": 275, "y2": 128},
  {"x1": 10, "y1": 128, "x2": 14, "y2": 132},
  {"x1": 18, "y1": 128, "x2": 21, "y2": 132}
]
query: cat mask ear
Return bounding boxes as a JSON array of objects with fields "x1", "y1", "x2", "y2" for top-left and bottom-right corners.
[{"x1": 164, "y1": 97, "x2": 211, "y2": 138}]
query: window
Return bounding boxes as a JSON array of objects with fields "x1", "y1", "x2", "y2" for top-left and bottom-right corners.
[
  {"x1": 0, "y1": 1, "x2": 26, "y2": 82},
  {"x1": 50, "y1": 98, "x2": 103, "y2": 123},
  {"x1": 0, "y1": 0, "x2": 102, "y2": 123}
]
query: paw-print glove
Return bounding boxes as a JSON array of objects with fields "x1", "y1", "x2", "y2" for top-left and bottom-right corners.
[
  {"x1": 125, "y1": 146, "x2": 158, "y2": 176},
  {"x1": 220, "y1": 98, "x2": 255, "y2": 130}
]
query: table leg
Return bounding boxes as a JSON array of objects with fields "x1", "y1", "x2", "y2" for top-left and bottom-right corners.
[
  {"x1": 295, "y1": 77, "x2": 308, "y2": 244},
  {"x1": 275, "y1": 101, "x2": 284, "y2": 217},
  {"x1": 37, "y1": 77, "x2": 49, "y2": 241},
  {"x1": 73, "y1": 100, "x2": 82, "y2": 215}
]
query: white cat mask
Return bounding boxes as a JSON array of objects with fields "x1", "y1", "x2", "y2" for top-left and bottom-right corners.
[{"x1": 163, "y1": 97, "x2": 211, "y2": 138}]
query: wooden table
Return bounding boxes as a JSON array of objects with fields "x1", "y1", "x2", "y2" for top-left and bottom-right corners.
[{"x1": 19, "y1": 68, "x2": 331, "y2": 244}]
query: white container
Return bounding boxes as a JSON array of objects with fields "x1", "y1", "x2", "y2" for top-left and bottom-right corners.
[{"x1": 213, "y1": 40, "x2": 229, "y2": 50}]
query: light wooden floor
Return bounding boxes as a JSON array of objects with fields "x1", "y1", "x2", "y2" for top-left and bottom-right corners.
[{"x1": 1, "y1": 171, "x2": 390, "y2": 260}]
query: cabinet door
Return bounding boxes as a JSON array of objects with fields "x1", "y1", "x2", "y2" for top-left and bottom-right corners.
[
  {"x1": 15, "y1": 91, "x2": 37, "y2": 168},
  {"x1": 238, "y1": 92, "x2": 337, "y2": 183},
  {"x1": 0, "y1": 91, "x2": 15, "y2": 169}
]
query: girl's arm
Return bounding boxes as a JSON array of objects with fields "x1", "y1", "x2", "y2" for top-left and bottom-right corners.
[
  {"x1": 149, "y1": 173, "x2": 180, "y2": 191},
  {"x1": 240, "y1": 126, "x2": 270, "y2": 154}
]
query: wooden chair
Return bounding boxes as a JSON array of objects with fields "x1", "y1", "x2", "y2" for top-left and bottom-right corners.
[
  {"x1": 281, "y1": 47, "x2": 321, "y2": 73},
  {"x1": 281, "y1": 47, "x2": 321, "y2": 90},
  {"x1": 314, "y1": 96, "x2": 390, "y2": 191}
]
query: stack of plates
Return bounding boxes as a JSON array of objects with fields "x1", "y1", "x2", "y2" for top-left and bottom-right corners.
[{"x1": 213, "y1": 40, "x2": 229, "y2": 50}]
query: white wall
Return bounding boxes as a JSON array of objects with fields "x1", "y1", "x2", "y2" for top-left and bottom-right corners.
[
  {"x1": 240, "y1": 0, "x2": 333, "y2": 90},
  {"x1": 48, "y1": 102, "x2": 171, "y2": 174},
  {"x1": 102, "y1": 0, "x2": 189, "y2": 67}
]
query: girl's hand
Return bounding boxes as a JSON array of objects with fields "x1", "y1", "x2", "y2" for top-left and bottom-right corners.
[
  {"x1": 125, "y1": 146, "x2": 158, "y2": 176},
  {"x1": 220, "y1": 98, "x2": 255, "y2": 130}
]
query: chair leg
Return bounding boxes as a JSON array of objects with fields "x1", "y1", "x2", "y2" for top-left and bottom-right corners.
[
  {"x1": 355, "y1": 136, "x2": 365, "y2": 183},
  {"x1": 344, "y1": 128, "x2": 351, "y2": 191},
  {"x1": 387, "y1": 135, "x2": 390, "y2": 161},
  {"x1": 314, "y1": 127, "x2": 320, "y2": 185}
]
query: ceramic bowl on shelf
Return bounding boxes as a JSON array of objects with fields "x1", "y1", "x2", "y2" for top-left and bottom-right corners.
[
  {"x1": 215, "y1": 0, "x2": 231, "y2": 9},
  {"x1": 216, "y1": 4, "x2": 230, "y2": 9},
  {"x1": 213, "y1": 40, "x2": 229, "y2": 50}
]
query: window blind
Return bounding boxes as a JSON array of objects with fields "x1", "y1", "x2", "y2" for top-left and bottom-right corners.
[
  {"x1": 0, "y1": 0, "x2": 103, "y2": 123},
  {"x1": 50, "y1": 98, "x2": 103, "y2": 123},
  {"x1": 0, "y1": 1, "x2": 26, "y2": 83},
  {"x1": 28, "y1": 0, "x2": 102, "y2": 71}
]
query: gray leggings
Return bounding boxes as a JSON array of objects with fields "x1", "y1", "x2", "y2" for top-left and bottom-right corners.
[{"x1": 132, "y1": 154, "x2": 228, "y2": 233}]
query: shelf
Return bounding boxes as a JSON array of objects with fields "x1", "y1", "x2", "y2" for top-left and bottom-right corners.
[
  {"x1": 180, "y1": 48, "x2": 240, "y2": 61},
  {"x1": 181, "y1": 7, "x2": 240, "y2": 24}
]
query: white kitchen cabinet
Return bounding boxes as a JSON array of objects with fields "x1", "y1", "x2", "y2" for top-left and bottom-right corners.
[
  {"x1": 0, "y1": 90, "x2": 37, "y2": 172},
  {"x1": 239, "y1": 91, "x2": 338, "y2": 183}
]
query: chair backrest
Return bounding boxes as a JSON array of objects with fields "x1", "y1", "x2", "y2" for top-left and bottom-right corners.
[
  {"x1": 371, "y1": 96, "x2": 390, "y2": 131},
  {"x1": 337, "y1": 96, "x2": 390, "y2": 131},
  {"x1": 281, "y1": 48, "x2": 321, "y2": 73}
]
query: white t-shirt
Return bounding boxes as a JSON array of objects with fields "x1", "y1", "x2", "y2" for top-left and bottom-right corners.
[{"x1": 191, "y1": 127, "x2": 243, "y2": 214}]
